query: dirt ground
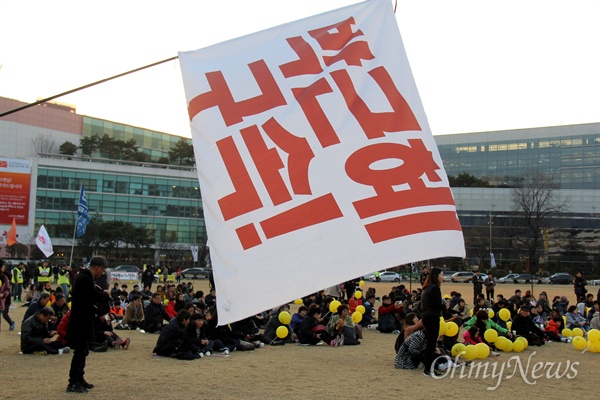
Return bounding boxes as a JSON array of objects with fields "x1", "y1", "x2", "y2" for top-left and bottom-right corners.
[{"x1": 1, "y1": 280, "x2": 598, "y2": 400}]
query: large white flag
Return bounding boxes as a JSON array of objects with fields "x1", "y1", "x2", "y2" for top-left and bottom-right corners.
[
  {"x1": 36, "y1": 225, "x2": 54, "y2": 257},
  {"x1": 179, "y1": 0, "x2": 465, "y2": 325}
]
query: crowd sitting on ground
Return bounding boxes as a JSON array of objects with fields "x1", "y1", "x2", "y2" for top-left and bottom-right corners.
[
  {"x1": 394, "y1": 268, "x2": 600, "y2": 375},
  {"x1": 2, "y1": 259, "x2": 599, "y2": 365}
]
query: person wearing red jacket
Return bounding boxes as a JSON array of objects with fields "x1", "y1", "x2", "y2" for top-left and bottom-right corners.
[{"x1": 377, "y1": 295, "x2": 403, "y2": 333}]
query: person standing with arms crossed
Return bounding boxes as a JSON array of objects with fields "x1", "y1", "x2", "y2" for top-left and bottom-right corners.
[
  {"x1": 65, "y1": 256, "x2": 111, "y2": 393},
  {"x1": 420, "y1": 267, "x2": 445, "y2": 377}
]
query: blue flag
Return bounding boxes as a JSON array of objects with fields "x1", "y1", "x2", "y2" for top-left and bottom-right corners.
[{"x1": 76, "y1": 184, "x2": 90, "y2": 237}]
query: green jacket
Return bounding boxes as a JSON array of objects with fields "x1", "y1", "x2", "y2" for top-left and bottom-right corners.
[{"x1": 463, "y1": 316, "x2": 508, "y2": 334}]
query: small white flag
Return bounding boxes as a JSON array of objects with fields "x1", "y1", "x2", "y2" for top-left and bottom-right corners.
[
  {"x1": 191, "y1": 246, "x2": 199, "y2": 262},
  {"x1": 36, "y1": 225, "x2": 54, "y2": 257}
]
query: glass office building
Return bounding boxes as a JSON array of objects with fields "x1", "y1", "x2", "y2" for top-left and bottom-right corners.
[{"x1": 435, "y1": 123, "x2": 600, "y2": 271}]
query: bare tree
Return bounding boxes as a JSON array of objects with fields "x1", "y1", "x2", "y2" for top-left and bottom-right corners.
[
  {"x1": 511, "y1": 172, "x2": 568, "y2": 263},
  {"x1": 32, "y1": 135, "x2": 56, "y2": 154}
]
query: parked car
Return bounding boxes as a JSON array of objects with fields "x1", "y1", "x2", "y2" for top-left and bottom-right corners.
[
  {"x1": 442, "y1": 271, "x2": 458, "y2": 282},
  {"x1": 181, "y1": 267, "x2": 209, "y2": 279},
  {"x1": 111, "y1": 265, "x2": 140, "y2": 273},
  {"x1": 513, "y1": 274, "x2": 543, "y2": 284},
  {"x1": 450, "y1": 271, "x2": 488, "y2": 283},
  {"x1": 542, "y1": 273, "x2": 574, "y2": 285},
  {"x1": 498, "y1": 273, "x2": 520, "y2": 283},
  {"x1": 367, "y1": 271, "x2": 401, "y2": 282}
]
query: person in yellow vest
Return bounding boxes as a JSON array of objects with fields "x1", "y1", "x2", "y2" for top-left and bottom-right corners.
[
  {"x1": 11, "y1": 262, "x2": 25, "y2": 302},
  {"x1": 57, "y1": 263, "x2": 71, "y2": 299},
  {"x1": 37, "y1": 261, "x2": 52, "y2": 285}
]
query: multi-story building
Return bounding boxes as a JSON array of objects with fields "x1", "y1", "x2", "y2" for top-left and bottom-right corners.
[
  {"x1": 1, "y1": 95, "x2": 598, "y2": 271},
  {"x1": 0, "y1": 97, "x2": 204, "y2": 265},
  {"x1": 436, "y1": 123, "x2": 600, "y2": 272}
]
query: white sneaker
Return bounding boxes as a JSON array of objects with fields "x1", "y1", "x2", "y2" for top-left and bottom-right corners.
[
  {"x1": 197, "y1": 352, "x2": 204, "y2": 358},
  {"x1": 204, "y1": 351, "x2": 211, "y2": 356},
  {"x1": 491, "y1": 351, "x2": 500, "y2": 356},
  {"x1": 437, "y1": 362, "x2": 448, "y2": 371},
  {"x1": 222, "y1": 349, "x2": 229, "y2": 355}
]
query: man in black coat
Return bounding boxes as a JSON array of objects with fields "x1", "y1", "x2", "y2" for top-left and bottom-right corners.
[
  {"x1": 143, "y1": 292, "x2": 171, "y2": 333},
  {"x1": 511, "y1": 305, "x2": 546, "y2": 346},
  {"x1": 141, "y1": 265, "x2": 155, "y2": 292},
  {"x1": 65, "y1": 256, "x2": 111, "y2": 393}
]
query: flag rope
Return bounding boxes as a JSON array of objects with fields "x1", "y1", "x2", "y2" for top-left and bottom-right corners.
[{"x1": 0, "y1": 56, "x2": 178, "y2": 118}]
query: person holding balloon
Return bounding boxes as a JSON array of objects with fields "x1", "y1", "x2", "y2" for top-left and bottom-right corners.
[
  {"x1": 327, "y1": 304, "x2": 360, "y2": 345},
  {"x1": 420, "y1": 267, "x2": 445, "y2": 377}
]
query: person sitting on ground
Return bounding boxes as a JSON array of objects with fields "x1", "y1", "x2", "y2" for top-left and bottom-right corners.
[
  {"x1": 153, "y1": 310, "x2": 198, "y2": 359},
  {"x1": 21, "y1": 307, "x2": 68, "y2": 355},
  {"x1": 537, "y1": 292, "x2": 552, "y2": 315},
  {"x1": 143, "y1": 292, "x2": 171, "y2": 333},
  {"x1": 359, "y1": 295, "x2": 377, "y2": 328},
  {"x1": 22, "y1": 292, "x2": 50, "y2": 323},
  {"x1": 394, "y1": 312, "x2": 423, "y2": 352},
  {"x1": 463, "y1": 326, "x2": 484, "y2": 346},
  {"x1": 298, "y1": 306, "x2": 335, "y2": 346},
  {"x1": 204, "y1": 307, "x2": 237, "y2": 353},
  {"x1": 465, "y1": 310, "x2": 512, "y2": 342},
  {"x1": 472, "y1": 296, "x2": 488, "y2": 314},
  {"x1": 94, "y1": 313, "x2": 130, "y2": 350},
  {"x1": 394, "y1": 315, "x2": 428, "y2": 370},
  {"x1": 120, "y1": 295, "x2": 145, "y2": 329},
  {"x1": 377, "y1": 295, "x2": 403, "y2": 333},
  {"x1": 264, "y1": 304, "x2": 297, "y2": 344},
  {"x1": 590, "y1": 301, "x2": 599, "y2": 330},
  {"x1": 453, "y1": 298, "x2": 471, "y2": 322},
  {"x1": 204, "y1": 288, "x2": 216, "y2": 308},
  {"x1": 49, "y1": 293, "x2": 69, "y2": 331},
  {"x1": 110, "y1": 300, "x2": 124, "y2": 322},
  {"x1": 530, "y1": 305, "x2": 546, "y2": 330},
  {"x1": 110, "y1": 283, "x2": 121, "y2": 301},
  {"x1": 348, "y1": 290, "x2": 362, "y2": 313},
  {"x1": 511, "y1": 305, "x2": 546, "y2": 346},
  {"x1": 565, "y1": 305, "x2": 590, "y2": 332},
  {"x1": 231, "y1": 316, "x2": 266, "y2": 347},
  {"x1": 185, "y1": 312, "x2": 216, "y2": 356},
  {"x1": 290, "y1": 306, "x2": 307, "y2": 335},
  {"x1": 545, "y1": 308, "x2": 568, "y2": 342},
  {"x1": 327, "y1": 304, "x2": 359, "y2": 346}
]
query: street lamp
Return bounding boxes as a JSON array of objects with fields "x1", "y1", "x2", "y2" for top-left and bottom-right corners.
[{"x1": 489, "y1": 204, "x2": 495, "y2": 268}]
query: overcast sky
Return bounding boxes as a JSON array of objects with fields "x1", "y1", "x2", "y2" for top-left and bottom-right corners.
[{"x1": 1, "y1": 0, "x2": 598, "y2": 137}]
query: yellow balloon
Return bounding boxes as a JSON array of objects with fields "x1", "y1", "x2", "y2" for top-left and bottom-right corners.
[
  {"x1": 499, "y1": 308, "x2": 510, "y2": 322},
  {"x1": 464, "y1": 345, "x2": 478, "y2": 360},
  {"x1": 439, "y1": 318, "x2": 447, "y2": 336},
  {"x1": 276, "y1": 325, "x2": 288, "y2": 339},
  {"x1": 359, "y1": 280, "x2": 364, "y2": 287},
  {"x1": 516, "y1": 336, "x2": 528, "y2": 349},
  {"x1": 452, "y1": 343, "x2": 466, "y2": 357},
  {"x1": 487, "y1": 309, "x2": 495, "y2": 319},
  {"x1": 356, "y1": 305, "x2": 366, "y2": 315},
  {"x1": 484, "y1": 329, "x2": 499, "y2": 343},
  {"x1": 278, "y1": 311, "x2": 291, "y2": 325},
  {"x1": 294, "y1": 298, "x2": 303, "y2": 305},
  {"x1": 572, "y1": 336, "x2": 586, "y2": 350},
  {"x1": 352, "y1": 311, "x2": 362, "y2": 324},
  {"x1": 469, "y1": 309, "x2": 474, "y2": 316},
  {"x1": 572, "y1": 328, "x2": 584, "y2": 337},
  {"x1": 129, "y1": 280, "x2": 133, "y2": 284},
  {"x1": 588, "y1": 329, "x2": 600, "y2": 344},
  {"x1": 163, "y1": 299, "x2": 169, "y2": 305},
  {"x1": 589, "y1": 342, "x2": 600, "y2": 353},
  {"x1": 506, "y1": 321, "x2": 512, "y2": 331},
  {"x1": 503, "y1": 340, "x2": 513, "y2": 352},
  {"x1": 354, "y1": 291, "x2": 362, "y2": 299},
  {"x1": 475, "y1": 342, "x2": 490, "y2": 359},
  {"x1": 445, "y1": 321, "x2": 459, "y2": 337},
  {"x1": 562, "y1": 328, "x2": 573, "y2": 337},
  {"x1": 513, "y1": 339, "x2": 525, "y2": 352},
  {"x1": 329, "y1": 300, "x2": 341, "y2": 313},
  {"x1": 496, "y1": 337, "x2": 512, "y2": 352},
  {"x1": 157, "y1": 269, "x2": 161, "y2": 274}
]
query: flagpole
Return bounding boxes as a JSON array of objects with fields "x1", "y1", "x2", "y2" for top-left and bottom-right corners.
[{"x1": 69, "y1": 220, "x2": 77, "y2": 268}]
